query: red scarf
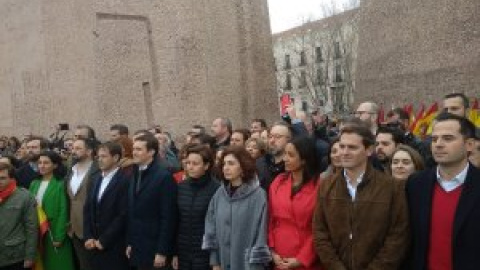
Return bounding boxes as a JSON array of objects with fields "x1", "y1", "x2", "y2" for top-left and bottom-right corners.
[{"x1": 0, "y1": 181, "x2": 17, "y2": 204}]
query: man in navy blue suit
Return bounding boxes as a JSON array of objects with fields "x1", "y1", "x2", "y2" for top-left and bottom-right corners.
[
  {"x1": 83, "y1": 141, "x2": 130, "y2": 270},
  {"x1": 406, "y1": 112, "x2": 480, "y2": 270},
  {"x1": 126, "y1": 134, "x2": 177, "y2": 270}
]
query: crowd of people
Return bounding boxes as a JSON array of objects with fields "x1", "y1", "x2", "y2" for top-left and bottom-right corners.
[{"x1": 0, "y1": 92, "x2": 480, "y2": 270}]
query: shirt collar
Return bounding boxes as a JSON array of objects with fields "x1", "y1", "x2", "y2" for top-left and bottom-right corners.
[
  {"x1": 102, "y1": 167, "x2": 119, "y2": 179},
  {"x1": 436, "y1": 163, "x2": 469, "y2": 186},
  {"x1": 343, "y1": 170, "x2": 365, "y2": 186},
  {"x1": 73, "y1": 161, "x2": 93, "y2": 173}
]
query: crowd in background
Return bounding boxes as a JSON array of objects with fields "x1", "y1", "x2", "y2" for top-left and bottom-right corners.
[{"x1": 1, "y1": 92, "x2": 480, "y2": 270}]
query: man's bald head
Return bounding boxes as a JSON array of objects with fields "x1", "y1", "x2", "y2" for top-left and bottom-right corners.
[{"x1": 355, "y1": 102, "x2": 378, "y2": 127}]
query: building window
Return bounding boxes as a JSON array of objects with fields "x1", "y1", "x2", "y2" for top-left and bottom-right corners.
[
  {"x1": 332, "y1": 86, "x2": 345, "y2": 113},
  {"x1": 316, "y1": 68, "x2": 324, "y2": 85},
  {"x1": 285, "y1": 73, "x2": 292, "y2": 90},
  {"x1": 334, "y1": 42, "x2": 342, "y2": 59},
  {"x1": 335, "y1": 64, "x2": 343, "y2": 82},
  {"x1": 300, "y1": 51, "x2": 307, "y2": 66},
  {"x1": 299, "y1": 71, "x2": 307, "y2": 88},
  {"x1": 285, "y1": 54, "x2": 291, "y2": 69},
  {"x1": 315, "y1": 47, "x2": 323, "y2": 63}
]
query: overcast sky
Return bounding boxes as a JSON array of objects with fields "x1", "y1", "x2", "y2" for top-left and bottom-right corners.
[{"x1": 268, "y1": 0, "x2": 351, "y2": 33}]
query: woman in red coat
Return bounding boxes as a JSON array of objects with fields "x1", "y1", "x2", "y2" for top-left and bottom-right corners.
[{"x1": 268, "y1": 136, "x2": 323, "y2": 270}]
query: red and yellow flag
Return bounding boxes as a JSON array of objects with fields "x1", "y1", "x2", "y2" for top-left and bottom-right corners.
[
  {"x1": 34, "y1": 205, "x2": 49, "y2": 270},
  {"x1": 409, "y1": 103, "x2": 425, "y2": 132},
  {"x1": 469, "y1": 98, "x2": 479, "y2": 127},
  {"x1": 37, "y1": 205, "x2": 49, "y2": 238},
  {"x1": 413, "y1": 103, "x2": 438, "y2": 137}
]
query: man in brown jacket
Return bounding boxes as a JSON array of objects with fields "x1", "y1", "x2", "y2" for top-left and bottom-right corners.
[
  {"x1": 313, "y1": 125, "x2": 409, "y2": 270},
  {"x1": 67, "y1": 138, "x2": 100, "y2": 270}
]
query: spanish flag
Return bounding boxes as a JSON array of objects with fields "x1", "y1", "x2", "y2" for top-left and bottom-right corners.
[
  {"x1": 469, "y1": 98, "x2": 479, "y2": 127},
  {"x1": 409, "y1": 103, "x2": 425, "y2": 132},
  {"x1": 404, "y1": 104, "x2": 415, "y2": 127},
  {"x1": 34, "y1": 205, "x2": 50, "y2": 270},
  {"x1": 413, "y1": 103, "x2": 438, "y2": 137}
]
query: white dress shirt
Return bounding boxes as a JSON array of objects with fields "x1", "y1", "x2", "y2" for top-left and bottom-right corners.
[
  {"x1": 69, "y1": 161, "x2": 92, "y2": 195},
  {"x1": 436, "y1": 163, "x2": 469, "y2": 192},
  {"x1": 344, "y1": 170, "x2": 365, "y2": 201},
  {"x1": 97, "y1": 167, "x2": 119, "y2": 201}
]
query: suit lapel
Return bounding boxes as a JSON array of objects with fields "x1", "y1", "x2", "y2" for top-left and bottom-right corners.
[
  {"x1": 98, "y1": 170, "x2": 121, "y2": 205},
  {"x1": 136, "y1": 166, "x2": 154, "y2": 196},
  {"x1": 76, "y1": 163, "x2": 95, "y2": 197},
  {"x1": 418, "y1": 170, "x2": 436, "y2": 246},
  {"x1": 453, "y1": 166, "x2": 480, "y2": 242}
]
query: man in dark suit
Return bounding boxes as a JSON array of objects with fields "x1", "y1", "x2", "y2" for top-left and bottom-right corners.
[
  {"x1": 83, "y1": 141, "x2": 129, "y2": 270},
  {"x1": 406, "y1": 112, "x2": 480, "y2": 270},
  {"x1": 126, "y1": 134, "x2": 177, "y2": 270},
  {"x1": 15, "y1": 136, "x2": 49, "y2": 188}
]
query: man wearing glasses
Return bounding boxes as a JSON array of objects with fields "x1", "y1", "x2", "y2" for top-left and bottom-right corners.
[
  {"x1": 256, "y1": 107, "x2": 308, "y2": 192},
  {"x1": 354, "y1": 102, "x2": 379, "y2": 135}
]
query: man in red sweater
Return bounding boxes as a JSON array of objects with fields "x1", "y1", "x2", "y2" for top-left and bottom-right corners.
[{"x1": 406, "y1": 112, "x2": 480, "y2": 270}]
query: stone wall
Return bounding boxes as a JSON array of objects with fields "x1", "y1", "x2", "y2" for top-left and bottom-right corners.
[
  {"x1": 355, "y1": 0, "x2": 480, "y2": 108},
  {"x1": 0, "y1": 0, "x2": 278, "y2": 139}
]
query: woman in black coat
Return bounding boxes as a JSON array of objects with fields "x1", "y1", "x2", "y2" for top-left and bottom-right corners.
[{"x1": 173, "y1": 144, "x2": 220, "y2": 270}]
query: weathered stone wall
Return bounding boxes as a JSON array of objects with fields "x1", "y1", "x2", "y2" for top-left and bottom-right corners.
[
  {"x1": 355, "y1": 0, "x2": 480, "y2": 108},
  {"x1": 0, "y1": 0, "x2": 277, "y2": 138}
]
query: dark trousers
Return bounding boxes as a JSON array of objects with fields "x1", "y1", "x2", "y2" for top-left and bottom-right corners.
[
  {"x1": 72, "y1": 235, "x2": 93, "y2": 270},
  {"x1": 0, "y1": 262, "x2": 30, "y2": 270}
]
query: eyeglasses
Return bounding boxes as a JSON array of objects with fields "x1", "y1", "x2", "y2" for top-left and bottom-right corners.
[
  {"x1": 353, "y1": 111, "x2": 375, "y2": 116},
  {"x1": 268, "y1": 134, "x2": 290, "y2": 140}
]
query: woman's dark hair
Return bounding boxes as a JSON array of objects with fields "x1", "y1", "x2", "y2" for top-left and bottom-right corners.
[
  {"x1": 8, "y1": 137, "x2": 21, "y2": 151},
  {"x1": 325, "y1": 137, "x2": 340, "y2": 167},
  {"x1": 185, "y1": 144, "x2": 214, "y2": 173},
  {"x1": 219, "y1": 146, "x2": 256, "y2": 183},
  {"x1": 288, "y1": 136, "x2": 320, "y2": 184},
  {"x1": 37, "y1": 150, "x2": 67, "y2": 179}
]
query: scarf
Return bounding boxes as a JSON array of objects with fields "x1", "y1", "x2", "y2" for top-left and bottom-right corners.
[{"x1": 0, "y1": 180, "x2": 17, "y2": 204}]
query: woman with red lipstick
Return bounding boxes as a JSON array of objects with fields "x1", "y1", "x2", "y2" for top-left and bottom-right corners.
[{"x1": 268, "y1": 136, "x2": 323, "y2": 270}]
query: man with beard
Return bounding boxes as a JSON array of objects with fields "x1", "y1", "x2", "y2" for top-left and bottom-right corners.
[
  {"x1": 256, "y1": 120, "x2": 308, "y2": 192},
  {"x1": 84, "y1": 142, "x2": 129, "y2": 270},
  {"x1": 375, "y1": 126, "x2": 405, "y2": 173},
  {"x1": 66, "y1": 138, "x2": 100, "y2": 270},
  {"x1": 16, "y1": 136, "x2": 49, "y2": 188},
  {"x1": 354, "y1": 101, "x2": 379, "y2": 135}
]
